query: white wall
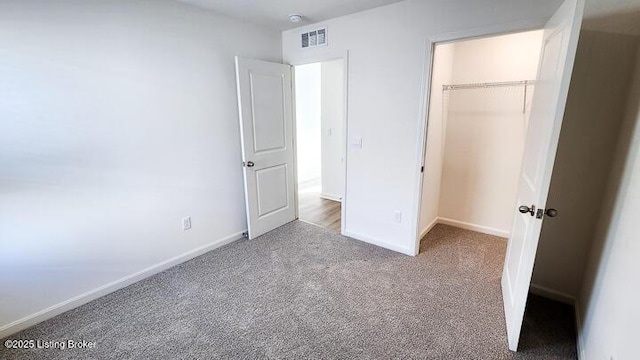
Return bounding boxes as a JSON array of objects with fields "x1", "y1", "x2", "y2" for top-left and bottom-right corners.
[
  {"x1": 283, "y1": 0, "x2": 563, "y2": 255},
  {"x1": 437, "y1": 31, "x2": 542, "y2": 236},
  {"x1": 532, "y1": 30, "x2": 639, "y2": 299},
  {"x1": 577, "y1": 35, "x2": 640, "y2": 360},
  {"x1": 419, "y1": 44, "x2": 454, "y2": 236},
  {"x1": 0, "y1": 0, "x2": 281, "y2": 336},
  {"x1": 320, "y1": 59, "x2": 345, "y2": 201},
  {"x1": 295, "y1": 63, "x2": 322, "y2": 184},
  {"x1": 449, "y1": 31, "x2": 544, "y2": 84}
]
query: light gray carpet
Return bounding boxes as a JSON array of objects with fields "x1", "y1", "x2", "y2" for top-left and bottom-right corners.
[{"x1": 1, "y1": 222, "x2": 576, "y2": 359}]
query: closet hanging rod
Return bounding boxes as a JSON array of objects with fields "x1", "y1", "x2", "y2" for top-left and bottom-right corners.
[{"x1": 442, "y1": 80, "x2": 535, "y2": 91}]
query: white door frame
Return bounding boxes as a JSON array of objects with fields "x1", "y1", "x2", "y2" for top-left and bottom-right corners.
[
  {"x1": 289, "y1": 50, "x2": 350, "y2": 235},
  {"x1": 411, "y1": 21, "x2": 547, "y2": 255}
]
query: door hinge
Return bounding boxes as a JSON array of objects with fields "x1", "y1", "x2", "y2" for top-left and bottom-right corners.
[{"x1": 420, "y1": 166, "x2": 424, "y2": 173}]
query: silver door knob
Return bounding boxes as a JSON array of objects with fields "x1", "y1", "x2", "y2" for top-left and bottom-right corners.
[
  {"x1": 246, "y1": 161, "x2": 255, "y2": 168},
  {"x1": 518, "y1": 205, "x2": 535, "y2": 216}
]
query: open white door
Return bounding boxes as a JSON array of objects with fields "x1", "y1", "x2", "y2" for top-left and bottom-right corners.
[
  {"x1": 501, "y1": 0, "x2": 584, "y2": 351},
  {"x1": 235, "y1": 57, "x2": 296, "y2": 239}
]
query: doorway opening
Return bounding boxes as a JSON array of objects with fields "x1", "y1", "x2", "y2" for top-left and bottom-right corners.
[
  {"x1": 416, "y1": 28, "x2": 579, "y2": 350},
  {"x1": 417, "y1": 24, "x2": 575, "y2": 350},
  {"x1": 294, "y1": 59, "x2": 346, "y2": 233},
  {"x1": 418, "y1": 29, "x2": 543, "y2": 243}
]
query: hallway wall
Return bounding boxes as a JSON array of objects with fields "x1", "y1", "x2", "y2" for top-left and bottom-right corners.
[
  {"x1": 320, "y1": 59, "x2": 345, "y2": 201},
  {"x1": 295, "y1": 63, "x2": 322, "y2": 184}
]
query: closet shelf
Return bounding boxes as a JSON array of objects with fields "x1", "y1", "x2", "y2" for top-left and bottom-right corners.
[
  {"x1": 442, "y1": 80, "x2": 536, "y2": 113},
  {"x1": 442, "y1": 80, "x2": 535, "y2": 91}
]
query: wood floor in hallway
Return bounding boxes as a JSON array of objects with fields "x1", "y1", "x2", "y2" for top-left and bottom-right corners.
[{"x1": 298, "y1": 184, "x2": 341, "y2": 233}]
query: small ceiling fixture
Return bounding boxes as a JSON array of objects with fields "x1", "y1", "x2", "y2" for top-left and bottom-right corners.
[{"x1": 288, "y1": 14, "x2": 303, "y2": 23}]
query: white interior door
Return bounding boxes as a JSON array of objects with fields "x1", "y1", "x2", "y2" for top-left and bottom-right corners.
[
  {"x1": 501, "y1": 0, "x2": 584, "y2": 351},
  {"x1": 235, "y1": 57, "x2": 296, "y2": 239}
]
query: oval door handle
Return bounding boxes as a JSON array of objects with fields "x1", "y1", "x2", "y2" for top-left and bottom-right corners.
[
  {"x1": 545, "y1": 208, "x2": 558, "y2": 217},
  {"x1": 246, "y1": 161, "x2": 255, "y2": 168},
  {"x1": 518, "y1": 205, "x2": 535, "y2": 216}
]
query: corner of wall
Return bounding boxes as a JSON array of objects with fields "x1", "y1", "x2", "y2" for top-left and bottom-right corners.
[
  {"x1": 419, "y1": 217, "x2": 439, "y2": 239},
  {"x1": 573, "y1": 299, "x2": 586, "y2": 360}
]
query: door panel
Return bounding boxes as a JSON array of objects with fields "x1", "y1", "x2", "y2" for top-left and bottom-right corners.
[
  {"x1": 256, "y1": 164, "x2": 290, "y2": 217},
  {"x1": 501, "y1": 0, "x2": 584, "y2": 351},
  {"x1": 236, "y1": 57, "x2": 296, "y2": 239},
  {"x1": 251, "y1": 73, "x2": 287, "y2": 152},
  {"x1": 521, "y1": 30, "x2": 565, "y2": 189}
]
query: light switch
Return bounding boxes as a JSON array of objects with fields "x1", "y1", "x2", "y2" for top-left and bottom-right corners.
[
  {"x1": 351, "y1": 136, "x2": 362, "y2": 149},
  {"x1": 393, "y1": 211, "x2": 402, "y2": 223},
  {"x1": 182, "y1": 217, "x2": 192, "y2": 231}
]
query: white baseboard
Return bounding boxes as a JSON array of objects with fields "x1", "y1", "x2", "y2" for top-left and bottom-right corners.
[
  {"x1": 419, "y1": 217, "x2": 439, "y2": 240},
  {"x1": 319, "y1": 193, "x2": 342, "y2": 202},
  {"x1": 574, "y1": 299, "x2": 586, "y2": 360},
  {"x1": 343, "y1": 230, "x2": 413, "y2": 256},
  {"x1": 437, "y1": 217, "x2": 509, "y2": 238},
  {"x1": 529, "y1": 283, "x2": 575, "y2": 305},
  {"x1": 0, "y1": 230, "x2": 246, "y2": 339}
]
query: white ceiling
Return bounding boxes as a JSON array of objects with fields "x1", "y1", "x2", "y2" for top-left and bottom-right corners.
[
  {"x1": 177, "y1": 0, "x2": 640, "y2": 35},
  {"x1": 176, "y1": 0, "x2": 405, "y2": 30}
]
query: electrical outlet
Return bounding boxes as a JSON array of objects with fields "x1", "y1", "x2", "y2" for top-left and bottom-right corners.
[
  {"x1": 182, "y1": 217, "x2": 192, "y2": 231},
  {"x1": 393, "y1": 211, "x2": 402, "y2": 223}
]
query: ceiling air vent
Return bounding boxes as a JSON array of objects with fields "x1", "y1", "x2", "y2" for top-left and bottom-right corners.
[{"x1": 301, "y1": 28, "x2": 327, "y2": 49}]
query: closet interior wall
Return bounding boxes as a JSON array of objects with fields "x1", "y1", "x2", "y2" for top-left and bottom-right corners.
[{"x1": 419, "y1": 30, "x2": 544, "y2": 238}]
